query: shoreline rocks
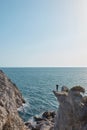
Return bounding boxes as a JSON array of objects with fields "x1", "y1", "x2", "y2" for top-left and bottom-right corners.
[
  {"x1": 0, "y1": 70, "x2": 29, "y2": 130},
  {"x1": 25, "y1": 111, "x2": 56, "y2": 130}
]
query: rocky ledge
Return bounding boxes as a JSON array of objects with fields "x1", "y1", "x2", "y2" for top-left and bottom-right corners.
[
  {"x1": 0, "y1": 70, "x2": 29, "y2": 130},
  {"x1": 53, "y1": 85, "x2": 87, "y2": 130}
]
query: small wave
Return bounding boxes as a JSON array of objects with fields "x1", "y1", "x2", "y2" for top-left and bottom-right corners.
[{"x1": 18, "y1": 102, "x2": 29, "y2": 110}]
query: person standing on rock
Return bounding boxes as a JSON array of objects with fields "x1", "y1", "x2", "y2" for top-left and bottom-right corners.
[{"x1": 56, "y1": 84, "x2": 59, "y2": 91}]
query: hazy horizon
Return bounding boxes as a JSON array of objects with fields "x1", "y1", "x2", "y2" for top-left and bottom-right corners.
[
  {"x1": 0, "y1": 0, "x2": 87, "y2": 67},
  {"x1": 1, "y1": 66, "x2": 87, "y2": 68}
]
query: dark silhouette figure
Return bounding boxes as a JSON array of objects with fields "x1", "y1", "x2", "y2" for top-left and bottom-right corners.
[{"x1": 56, "y1": 84, "x2": 59, "y2": 91}]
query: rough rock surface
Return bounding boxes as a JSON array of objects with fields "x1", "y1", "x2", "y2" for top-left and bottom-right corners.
[
  {"x1": 0, "y1": 70, "x2": 29, "y2": 130},
  {"x1": 53, "y1": 86, "x2": 87, "y2": 130},
  {"x1": 25, "y1": 111, "x2": 56, "y2": 130}
]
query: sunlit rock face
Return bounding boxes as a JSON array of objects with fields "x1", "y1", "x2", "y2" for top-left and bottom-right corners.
[
  {"x1": 53, "y1": 86, "x2": 87, "y2": 130},
  {"x1": 0, "y1": 70, "x2": 29, "y2": 130}
]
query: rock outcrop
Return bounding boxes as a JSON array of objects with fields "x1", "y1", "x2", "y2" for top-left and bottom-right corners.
[
  {"x1": 25, "y1": 111, "x2": 56, "y2": 130},
  {"x1": 0, "y1": 70, "x2": 29, "y2": 130},
  {"x1": 53, "y1": 86, "x2": 87, "y2": 130}
]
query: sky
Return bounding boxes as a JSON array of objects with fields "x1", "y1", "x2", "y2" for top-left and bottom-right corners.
[{"x1": 0, "y1": 0, "x2": 87, "y2": 67}]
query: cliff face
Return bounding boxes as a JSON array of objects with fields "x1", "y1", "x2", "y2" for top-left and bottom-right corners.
[
  {"x1": 53, "y1": 86, "x2": 87, "y2": 130},
  {"x1": 0, "y1": 70, "x2": 29, "y2": 130}
]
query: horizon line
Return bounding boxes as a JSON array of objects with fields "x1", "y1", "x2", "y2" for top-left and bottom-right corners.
[{"x1": 0, "y1": 66, "x2": 87, "y2": 68}]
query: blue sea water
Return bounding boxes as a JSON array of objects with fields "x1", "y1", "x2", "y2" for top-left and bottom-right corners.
[{"x1": 1, "y1": 67, "x2": 87, "y2": 121}]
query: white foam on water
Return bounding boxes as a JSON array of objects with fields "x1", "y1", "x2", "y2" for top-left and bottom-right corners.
[{"x1": 17, "y1": 98, "x2": 30, "y2": 113}]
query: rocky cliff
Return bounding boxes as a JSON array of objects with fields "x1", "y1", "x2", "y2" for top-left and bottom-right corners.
[
  {"x1": 0, "y1": 70, "x2": 29, "y2": 130},
  {"x1": 53, "y1": 86, "x2": 87, "y2": 130},
  {"x1": 1, "y1": 68, "x2": 87, "y2": 130}
]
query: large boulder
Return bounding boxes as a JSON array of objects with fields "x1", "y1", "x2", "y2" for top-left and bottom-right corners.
[
  {"x1": 53, "y1": 86, "x2": 87, "y2": 130},
  {"x1": 0, "y1": 70, "x2": 29, "y2": 130}
]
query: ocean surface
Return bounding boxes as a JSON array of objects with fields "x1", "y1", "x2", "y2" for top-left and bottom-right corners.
[{"x1": 1, "y1": 67, "x2": 87, "y2": 121}]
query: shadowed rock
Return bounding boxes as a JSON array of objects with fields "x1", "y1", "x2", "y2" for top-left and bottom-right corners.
[
  {"x1": 70, "y1": 85, "x2": 85, "y2": 93},
  {"x1": 61, "y1": 85, "x2": 69, "y2": 92},
  {"x1": 42, "y1": 111, "x2": 56, "y2": 119}
]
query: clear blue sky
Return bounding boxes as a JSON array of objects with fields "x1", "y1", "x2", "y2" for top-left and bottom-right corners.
[{"x1": 0, "y1": 0, "x2": 87, "y2": 67}]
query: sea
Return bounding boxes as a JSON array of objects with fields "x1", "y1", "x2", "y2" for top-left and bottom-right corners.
[{"x1": 1, "y1": 67, "x2": 87, "y2": 122}]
